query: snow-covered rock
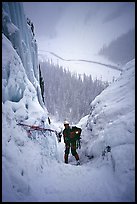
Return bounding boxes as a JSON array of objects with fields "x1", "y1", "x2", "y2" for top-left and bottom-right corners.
[
  {"x1": 2, "y1": 3, "x2": 59, "y2": 201},
  {"x1": 78, "y1": 59, "x2": 135, "y2": 201}
]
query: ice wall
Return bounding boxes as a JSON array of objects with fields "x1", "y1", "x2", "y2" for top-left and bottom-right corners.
[
  {"x1": 2, "y1": 3, "x2": 59, "y2": 201},
  {"x1": 2, "y1": 2, "x2": 44, "y2": 108}
]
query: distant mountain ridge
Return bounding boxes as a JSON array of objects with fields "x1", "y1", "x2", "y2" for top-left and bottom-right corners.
[{"x1": 98, "y1": 29, "x2": 135, "y2": 65}]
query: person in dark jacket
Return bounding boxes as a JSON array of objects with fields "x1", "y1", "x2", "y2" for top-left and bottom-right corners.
[{"x1": 63, "y1": 120, "x2": 82, "y2": 165}]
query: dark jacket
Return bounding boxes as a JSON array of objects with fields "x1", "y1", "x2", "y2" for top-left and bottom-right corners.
[{"x1": 63, "y1": 126, "x2": 82, "y2": 143}]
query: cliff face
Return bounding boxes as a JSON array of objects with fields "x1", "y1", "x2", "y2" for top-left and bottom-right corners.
[
  {"x1": 78, "y1": 59, "x2": 135, "y2": 201},
  {"x1": 2, "y1": 2, "x2": 44, "y2": 108},
  {"x1": 2, "y1": 4, "x2": 59, "y2": 201}
]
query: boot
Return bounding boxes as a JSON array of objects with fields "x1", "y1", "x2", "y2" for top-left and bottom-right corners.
[
  {"x1": 64, "y1": 154, "x2": 68, "y2": 164},
  {"x1": 74, "y1": 153, "x2": 79, "y2": 161},
  {"x1": 76, "y1": 160, "x2": 80, "y2": 165}
]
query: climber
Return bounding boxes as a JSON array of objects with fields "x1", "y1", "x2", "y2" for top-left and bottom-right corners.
[{"x1": 63, "y1": 120, "x2": 82, "y2": 165}]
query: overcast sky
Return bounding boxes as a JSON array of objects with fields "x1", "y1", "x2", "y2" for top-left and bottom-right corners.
[
  {"x1": 23, "y1": 2, "x2": 135, "y2": 58},
  {"x1": 23, "y1": 2, "x2": 135, "y2": 81}
]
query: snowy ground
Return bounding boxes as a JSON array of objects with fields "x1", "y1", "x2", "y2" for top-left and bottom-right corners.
[
  {"x1": 2, "y1": 117, "x2": 134, "y2": 202},
  {"x1": 2, "y1": 3, "x2": 134, "y2": 202},
  {"x1": 38, "y1": 51, "x2": 121, "y2": 83},
  {"x1": 49, "y1": 142, "x2": 123, "y2": 202}
]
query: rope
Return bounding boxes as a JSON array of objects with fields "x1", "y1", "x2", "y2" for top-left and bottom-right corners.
[{"x1": 17, "y1": 123, "x2": 56, "y2": 138}]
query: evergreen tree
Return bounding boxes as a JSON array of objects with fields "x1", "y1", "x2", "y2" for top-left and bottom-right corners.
[{"x1": 40, "y1": 60, "x2": 109, "y2": 123}]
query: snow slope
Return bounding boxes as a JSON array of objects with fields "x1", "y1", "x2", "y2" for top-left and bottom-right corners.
[
  {"x1": 38, "y1": 50, "x2": 121, "y2": 83},
  {"x1": 2, "y1": 2, "x2": 135, "y2": 202},
  {"x1": 77, "y1": 59, "x2": 135, "y2": 201}
]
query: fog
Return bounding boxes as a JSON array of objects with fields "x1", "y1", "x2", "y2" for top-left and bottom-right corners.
[{"x1": 23, "y1": 2, "x2": 135, "y2": 78}]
